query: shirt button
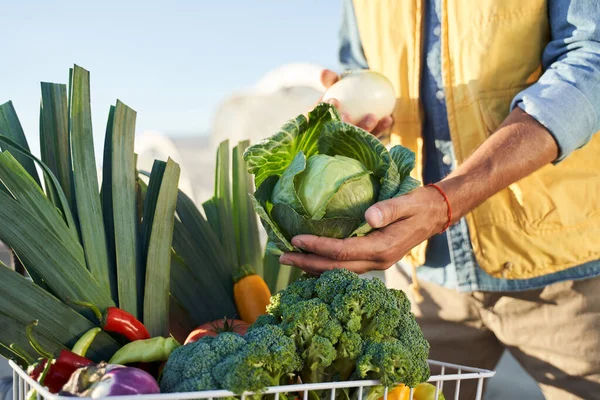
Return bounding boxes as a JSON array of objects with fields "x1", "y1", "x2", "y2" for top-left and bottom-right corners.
[
  {"x1": 433, "y1": 25, "x2": 441, "y2": 36},
  {"x1": 442, "y1": 155, "x2": 452, "y2": 165},
  {"x1": 436, "y1": 90, "x2": 445, "y2": 100}
]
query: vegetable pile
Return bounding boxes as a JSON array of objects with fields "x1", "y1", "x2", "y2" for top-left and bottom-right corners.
[
  {"x1": 161, "y1": 269, "x2": 430, "y2": 398},
  {"x1": 22, "y1": 320, "x2": 169, "y2": 398},
  {"x1": 243, "y1": 103, "x2": 419, "y2": 255}
]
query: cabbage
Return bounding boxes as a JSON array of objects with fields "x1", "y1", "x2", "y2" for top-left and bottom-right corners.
[{"x1": 243, "y1": 103, "x2": 420, "y2": 255}]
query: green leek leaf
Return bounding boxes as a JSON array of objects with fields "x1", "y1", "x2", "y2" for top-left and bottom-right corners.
[
  {"x1": 139, "y1": 163, "x2": 164, "y2": 320},
  {"x1": 0, "y1": 152, "x2": 85, "y2": 266},
  {"x1": 0, "y1": 101, "x2": 41, "y2": 187},
  {"x1": 210, "y1": 140, "x2": 238, "y2": 268},
  {"x1": 40, "y1": 82, "x2": 74, "y2": 211},
  {"x1": 170, "y1": 251, "x2": 213, "y2": 326},
  {"x1": 171, "y1": 218, "x2": 237, "y2": 322},
  {"x1": 69, "y1": 65, "x2": 111, "y2": 296},
  {"x1": 0, "y1": 135, "x2": 78, "y2": 240},
  {"x1": 0, "y1": 262, "x2": 119, "y2": 362},
  {"x1": 232, "y1": 140, "x2": 263, "y2": 276},
  {"x1": 0, "y1": 189, "x2": 114, "y2": 313},
  {"x1": 109, "y1": 101, "x2": 138, "y2": 314},
  {"x1": 143, "y1": 158, "x2": 180, "y2": 337},
  {"x1": 100, "y1": 105, "x2": 119, "y2": 302}
]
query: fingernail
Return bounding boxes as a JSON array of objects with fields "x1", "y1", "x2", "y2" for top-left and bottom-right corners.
[
  {"x1": 279, "y1": 255, "x2": 294, "y2": 266},
  {"x1": 291, "y1": 237, "x2": 305, "y2": 249},
  {"x1": 366, "y1": 207, "x2": 383, "y2": 227}
]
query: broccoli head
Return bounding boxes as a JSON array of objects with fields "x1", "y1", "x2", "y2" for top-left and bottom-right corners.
[
  {"x1": 161, "y1": 327, "x2": 301, "y2": 396},
  {"x1": 162, "y1": 269, "x2": 430, "y2": 396},
  {"x1": 160, "y1": 333, "x2": 245, "y2": 393},
  {"x1": 213, "y1": 325, "x2": 302, "y2": 394},
  {"x1": 277, "y1": 269, "x2": 429, "y2": 389}
]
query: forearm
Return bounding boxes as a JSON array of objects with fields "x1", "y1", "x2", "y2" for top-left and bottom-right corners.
[{"x1": 437, "y1": 108, "x2": 559, "y2": 223}]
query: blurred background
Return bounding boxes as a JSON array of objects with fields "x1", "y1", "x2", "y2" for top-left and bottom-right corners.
[{"x1": 0, "y1": 1, "x2": 544, "y2": 398}]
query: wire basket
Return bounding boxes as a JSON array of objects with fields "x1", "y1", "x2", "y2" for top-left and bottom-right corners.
[{"x1": 9, "y1": 359, "x2": 495, "y2": 400}]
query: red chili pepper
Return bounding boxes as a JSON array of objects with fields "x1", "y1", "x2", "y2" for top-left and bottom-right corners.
[
  {"x1": 26, "y1": 321, "x2": 93, "y2": 393},
  {"x1": 69, "y1": 299, "x2": 150, "y2": 342}
]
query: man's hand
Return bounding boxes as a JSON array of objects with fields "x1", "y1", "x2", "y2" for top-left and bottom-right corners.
[
  {"x1": 280, "y1": 107, "x2": 560, "y2": 275},
  {"x1": 279, "y1": 185, "x2": 448, "y2": 274},
  {"x1": 319, "y1": 69, "x2": 393, "y2": 137}
]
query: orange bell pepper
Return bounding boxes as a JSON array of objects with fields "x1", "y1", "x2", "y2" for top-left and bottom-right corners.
[{"x1": 378, "y1": 383, "x2": 445, "y2": 400}]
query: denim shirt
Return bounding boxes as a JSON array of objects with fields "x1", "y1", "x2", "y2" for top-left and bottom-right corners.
[{"x1": 339, "y1": 0, "x2": 600, "y2": 292}]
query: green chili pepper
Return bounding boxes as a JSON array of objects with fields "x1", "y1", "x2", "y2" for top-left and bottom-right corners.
[
  {"x1": 26, "y1": 355, "x2": 53, "y2": 400},
  {"x1": 9, "y1": 343, "x2": 35, "y2": 365},
  {"x1": 108, "y1": 337, "x2": 180, "y2": 365},
  {"x1": 71, "y1": 327, "x2": 101, "y2": 357}
]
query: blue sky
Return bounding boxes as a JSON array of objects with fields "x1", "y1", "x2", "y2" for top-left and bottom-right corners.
[{"x1": 1, "y1": 1, "x2": 342, "y2": 154}]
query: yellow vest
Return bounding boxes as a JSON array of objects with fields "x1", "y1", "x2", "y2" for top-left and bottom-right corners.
[{"x1": 352, "y1": 0, "x2": 600, "y2": 279}]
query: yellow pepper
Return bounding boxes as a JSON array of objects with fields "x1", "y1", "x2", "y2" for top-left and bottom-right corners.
[{"x1": 378, "y1": 383, "x2": 445, "y2": 400}]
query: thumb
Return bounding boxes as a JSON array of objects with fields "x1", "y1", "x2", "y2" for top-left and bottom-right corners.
[{"x1": 365, "y1": 197, "x2": 409, "y2": 228}]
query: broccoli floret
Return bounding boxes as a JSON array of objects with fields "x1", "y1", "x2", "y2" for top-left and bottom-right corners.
[
  {"x1": 271, "y1": 277, "x2": 318, "y2": 318},
  {"x1": 277, "y1": 299, "x2": 342, "y2": 383},
  {"x1": 265, "y1": 291, "x2": 284, "y2": 317},
  {"x1": 160, "y1": 335, "x2": 237, "y2": 393},
  {"x1": 390, "y1": 288, "x2": 412, "y2": 316},
  {"x1": 214, "y1": 325, "x2": 302, "y2": 394},
  {"x1": 320, "y1": 318, "x2": 344, "y2": 343},
  {"x1": 281, "y1": 299, "x2": 337, "y2": 343},
  {"x1": 314, "y1": 268, "x2": 357, "y2": 304},
  {"x1": 211, "y1": 331, "x2": 248, "y2": 358},
  {"x1": 357, "y1": 335, "x2": 430, "y2": 400},
  {"x1": 326, "y1": 331, "x2": 363, "y2": 381},
  {"x1": 336, "y1": 331, "x2": 363, "y2": 360},
  {"x1": 329, "y1": 276, "x2": 403, "y2": 341},
  {"x1": 357, "y1": 338, "x2": 414, "y2": 386},
  {"x1": 249, "y1": 313, "x2": 279, "y2": 330},
  {"x1": 302, "y1": 335, "x2": 337, "y2": 383},
  {"x1": 396, "y1": 315, "x2": 431, "y2": 385},
  {"x1": 170, "y1": 373, "x2": 217, "y2": 394}
]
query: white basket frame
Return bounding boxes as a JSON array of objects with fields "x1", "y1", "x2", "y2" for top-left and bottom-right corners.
[{"x1": 10, "y1": 359, "x2": 495, "y2": 400}]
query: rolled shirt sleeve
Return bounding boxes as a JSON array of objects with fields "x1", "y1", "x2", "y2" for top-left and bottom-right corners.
[{"x1": 511, "y1": 0, "x2": 600, "y2": 162}]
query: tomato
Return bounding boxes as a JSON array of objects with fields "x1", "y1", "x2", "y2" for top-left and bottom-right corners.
[{"x1": 184, "y1": 318, "x2": 250, "y2": 344}]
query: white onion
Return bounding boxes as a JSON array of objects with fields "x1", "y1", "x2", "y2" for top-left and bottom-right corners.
[{"x1": 321, "y1": 70, "x2": 396, "y2": 124}]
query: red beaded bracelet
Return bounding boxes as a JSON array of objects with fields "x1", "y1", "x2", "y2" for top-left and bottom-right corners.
[{"x1": 426, "y1": 183, "x2": 452, "y2": 233}]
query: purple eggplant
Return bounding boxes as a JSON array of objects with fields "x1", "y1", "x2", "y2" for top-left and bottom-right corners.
[{"x1": 59, "y1": 362, "x2": 160, "y2": 397}]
